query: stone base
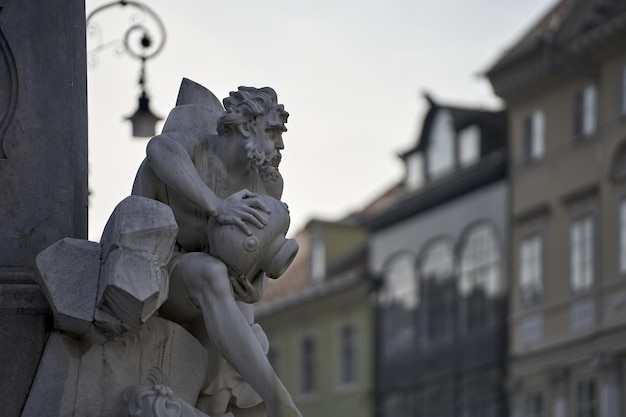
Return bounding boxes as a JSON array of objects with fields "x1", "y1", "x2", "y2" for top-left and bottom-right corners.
[{"x1": 21, "y1": 317, "x2": 209, "y2": 417}]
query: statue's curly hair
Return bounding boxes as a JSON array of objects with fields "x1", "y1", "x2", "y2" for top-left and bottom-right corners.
[{"x1": 217, "y1": 86, "x2": 288, "y2": 135}]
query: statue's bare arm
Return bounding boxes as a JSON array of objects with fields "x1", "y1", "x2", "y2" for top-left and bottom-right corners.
[{"x1": 145, "y1": 133, "x2": 270, "y2": 235}]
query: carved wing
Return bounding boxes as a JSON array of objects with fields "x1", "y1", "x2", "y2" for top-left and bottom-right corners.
[{"x1": 161, "y1": 78, "x2": 225, "y2": 135}]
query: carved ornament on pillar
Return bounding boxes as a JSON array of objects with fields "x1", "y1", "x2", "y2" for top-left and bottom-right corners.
[{"x1": 0, "y1": 6, "x2": 18, "y2": 159}]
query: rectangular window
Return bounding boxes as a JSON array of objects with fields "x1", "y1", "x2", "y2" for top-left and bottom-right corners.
[
  {"x1": 300, "y1": 335, "x2": 316, "y2": 394},
  {"x1": 573, "y1": 85, "x2": 597, "y2": 137},
  {"x1": 338, "y1": 323, "x2": 358, "y2": 385},
  {"x1": 459, "y1": 125, "x2": 481, "y2": 167},
  {"x1": 524, "y1": 391, "x2": 544, "y2": 417},
  {"x1": 574, "y1": 378, "x2": 598, "y2": 417},
  {"x1": 620, "y1": 199, "x2": 626, "y2": 273},
  {"x1": 570, "y1": 298, "x2": 595, "y2": 331},
  {"x1": 519, "y1": 235, "x2": 543, "y2": 306},
  {"x1": 519, "y1": 314, "x2": 543, "y2": 346},
  {"x1": 523, "y1": 110, "x2": 545, "y2": 161},
  {"x1": 570, "y1": 216, "x2": 594, "y2": 292}
]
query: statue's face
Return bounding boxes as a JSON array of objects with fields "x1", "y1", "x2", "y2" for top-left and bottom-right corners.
[
  {"x1": 245, "y1": 110, "x2": 286, "y2": 181},
  {"x1": 252, "y1": 111, "x2": 284, "y2": 166}
]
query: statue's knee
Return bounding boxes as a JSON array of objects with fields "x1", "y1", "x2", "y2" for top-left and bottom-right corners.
[{"x1": 182, "y1": 254, "x2": 231, "y2": 298}]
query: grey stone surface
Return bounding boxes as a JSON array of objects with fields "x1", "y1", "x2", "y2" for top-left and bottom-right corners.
[
  {"x1": 22, "y1": 317, "x2": 210, "y2": 417},
  {"x1": 0, "y1": 313, "x2": 47, "y2": 417},
  {"x1": 98, "y1": 248, "x2": 164, "y2": 327},
  {"x1": 97, "y1": 195, "x2": 177, "y2": 328},
  {"x1": 100, "y1": 195, "x2": 178, "y2": 263},
  {"x1": 0, "y1": 2, "x2": 87, "y2": 416},
  {"x1": 20, "y1": 332, "x2": 82, "y2": 417},
  {"x1": 0, "y1": 0, "x2": 88, "y2": 268},
  {"x1": 35, "y1": 238, "x2": 101, "y2": 336}
]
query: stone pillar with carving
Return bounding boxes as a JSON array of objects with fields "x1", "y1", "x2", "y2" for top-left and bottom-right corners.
[
  {"x1": 549, "y1": 367, "x2": 569, "y2": 417},
  {"x1": 0, "y1": 2, "x2": 88, "y2": 416},
  {"x1": 591, "y1": 354, "x2": 621, "y2": 417}
]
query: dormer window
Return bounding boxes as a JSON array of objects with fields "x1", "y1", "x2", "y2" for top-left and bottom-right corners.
[
  {"x1": 405, "y1": 152, "x2": 424, "y2": 191},
  {"x1": 458, "y1": 125, "x2": 481, "y2": 167},
  {"x1": 427, "y1": 109, "x2": 455, "y2": 180}
]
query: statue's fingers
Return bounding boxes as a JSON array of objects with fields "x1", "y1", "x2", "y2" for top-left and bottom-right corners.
[
  {"x1": 233, "y1": 217, "x2": 252, "y2": 236},
  {"x1": 238, "y1": 189, "x2": 257, "y2": 199},
  {"x1": 241, "y1": 209, "x2": 267, "y2": 229},
  {"x1": 245, "y1": 197, "x2": 271, "y2": 213}
]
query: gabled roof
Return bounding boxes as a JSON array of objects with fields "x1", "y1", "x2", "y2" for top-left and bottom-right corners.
[
  {"x1": 401, "y1": 93, "x2": 505, "y2": 158},
  {"x1": 486, "y1": 0, "x2": 626, "y2": 78}
]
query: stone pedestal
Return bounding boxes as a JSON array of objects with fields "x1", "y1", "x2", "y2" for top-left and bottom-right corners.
[{"x1": 0, "y1": 1, "x2": 87, "y2": 416}]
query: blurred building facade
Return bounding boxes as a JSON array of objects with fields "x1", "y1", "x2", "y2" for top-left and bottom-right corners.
[
  {"x1": 366, "y1": 97, "x2": 509, "y2": 417},
  {"x1": 255, "y1": 220, "x2": 373, "y2": 417},
  {"x1": 486, "y1": 0, "x2": 626, "y2": 416}
]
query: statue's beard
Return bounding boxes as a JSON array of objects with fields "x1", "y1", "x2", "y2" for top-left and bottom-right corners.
[{"x1": 246, "y1": 142, "x2": 281, "y2": 182}]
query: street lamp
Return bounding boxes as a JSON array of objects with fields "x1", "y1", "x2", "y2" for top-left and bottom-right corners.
[{"x1": 87, "y1": 0, "x2": 166, "y2": 138}]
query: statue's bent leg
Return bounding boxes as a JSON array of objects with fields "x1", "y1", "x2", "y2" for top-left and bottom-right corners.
[{"x1": 160, "y1": 252, "x2": 301, "y2": 417}]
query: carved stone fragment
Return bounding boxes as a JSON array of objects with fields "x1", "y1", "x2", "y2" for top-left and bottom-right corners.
[{"x1": 35, "y1": 238, "x2": 101, "y2": 336}]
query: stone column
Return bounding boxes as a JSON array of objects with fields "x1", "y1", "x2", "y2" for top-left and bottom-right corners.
[
  {"x1": 591, "y1": 354, "x2": 621, "y2": 417},
  {"x1": 0, "y1": 2, "x2": 87, "y2": 416},
  {"x1": 549, "y1": 367, "x2": 569, "y2": 417}
]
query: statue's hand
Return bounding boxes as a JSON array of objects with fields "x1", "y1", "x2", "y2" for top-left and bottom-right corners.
[{"x1": 214, "y1": 189, "x2": 271, "y2": 236}]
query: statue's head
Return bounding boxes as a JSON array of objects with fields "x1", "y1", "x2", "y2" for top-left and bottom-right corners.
[{"x1": 217, "y1": 87, "x2": 289, "y2": 182}]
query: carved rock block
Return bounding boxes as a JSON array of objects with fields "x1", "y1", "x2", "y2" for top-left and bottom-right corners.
[
  {"x1": 97, "y1": 195, "x2": 177, "y2": 328},
  {"x1": 22, "y1": 318, "x2": 210, "y2": 417},
  {"x1": 100, "y1": 195, "x2": 178, "y2": 263},
  {"x1": 98, "y1": 248, "x2": 166, "y2": 327},
  {"x1": 35, "y1": 238, "x2": 101, "y2": 336}
]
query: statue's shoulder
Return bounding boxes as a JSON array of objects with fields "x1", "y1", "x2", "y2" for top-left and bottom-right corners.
[{"x1": 162, "y1": 78, "x2": 225, "y2": 135}]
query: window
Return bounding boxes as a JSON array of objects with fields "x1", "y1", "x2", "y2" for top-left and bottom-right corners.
[
  {"x1": 523, "y1": 110, "x2": 545, "y2": 161},
  {"x1": 420, "y1": 239, "x2": 455, "y2": 341},
  {"x1": 519, "y1": 235, "x2": 543, "y2": 306},
  {"x1": 382, "y1": 391, "x2": 416, "y2": 417},
  {"x1": 573, "y1": 85, "x2": 597, "y2": 137},
  {"x1": 519, "y1": 314, "x2": 543, "y2": 345},
  {"x1": 405, "y1": 152, "x2": 424, "y2": 191},
  {"x1": 459, "y1": 224, "x2": 502, "y2": 330},
  {"x1": 570, "y1": 216, "x2": 594, "y2": 292},
  {"x1": 300, "y1": 335, "x2": 316, "y2": 395},
  {"x1": 574, "y1": 378, "x2": 598, "y2": 417},
  {"x1": 459, "y1": 125, "x2": 480, "y2": 167},
  {"x1": 570, "y1": 298, "x2": 595, "y2": 331},
  {"x1": 524, "y1": 391, "x2": 544, "y2": 417},
  {"x1": 619, "y1": 199, "x2": 626, "y2": 274},
  {"x1": 310, "y1": 234, "x2": 325, "y2": 282},
  {"x1": 338, "y1": 323, "x2": 358, "y2": 386},
  {"x1": 427, "y1": 109, "x2": 455, "y2": 180},
  {"x1": 378, "y1": 253, "x2": 418, "y2": 358}
]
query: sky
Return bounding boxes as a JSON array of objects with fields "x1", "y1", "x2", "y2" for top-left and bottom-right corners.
[{"x1": 87, "y1": 0, "x2": 554, "y2": 241}]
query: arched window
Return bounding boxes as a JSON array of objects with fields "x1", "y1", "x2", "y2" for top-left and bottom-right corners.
[
  {"x1": 420, "y1": 238, "x2": 455, "y2": 342},
  {"x1": 378, "y1": 252, "x2": 418, "y2": 358},
  {"x1": 458, "y1": 223, "x2": 502, "y2": 330}
]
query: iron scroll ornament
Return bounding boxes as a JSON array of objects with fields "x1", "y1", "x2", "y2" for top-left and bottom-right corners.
[{"x1": 0, "y1": 7, "x2": 18, "y2": 159}]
